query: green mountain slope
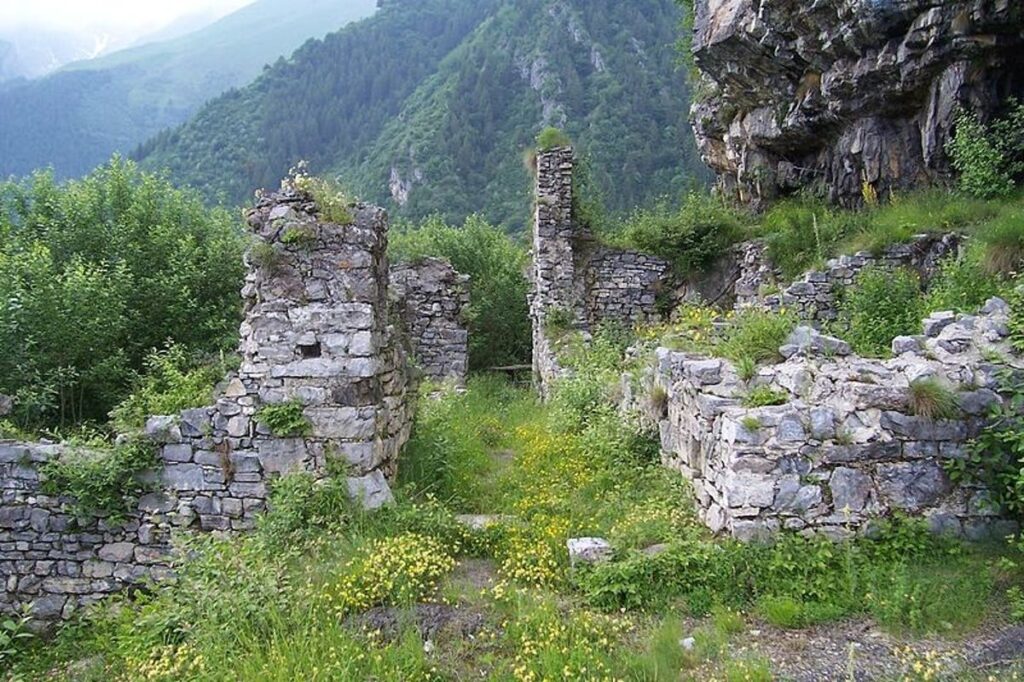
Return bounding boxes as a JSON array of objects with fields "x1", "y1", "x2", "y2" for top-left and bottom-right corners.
[
  {"x1": 0, "y1": 0, "x2": 377, "y2": 179},
  {"x1": 137, "y1": 0, "x2": 706, "y2": 229}
]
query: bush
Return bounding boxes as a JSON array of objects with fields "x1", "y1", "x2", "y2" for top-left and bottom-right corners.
[
  {"x1": 110, "y1": 344, "x2": 236, "y2": 432},
  {"x1": 0, "y1": 158, "x2": 245, "y2": 430},
  {"x1": 760, "y1": 198, "x2": 852, "y2": 279},
  {"x1": 619, "y1": 193, "x2": 745, "y2": 275},
  {"x1": 390, "y1": 214, "x2": 530, "y2": 370},
  {"x1": 256, "y1": 400, "x2": 311, "y2": 437},
  {"x1": 924, "y1": 243, "x2": 1006, "y2": 314},
  {"x1": 907, "y1": 378, "x2": 960, "y2": 420},
  {"x1": 947, "y1": 109, "x2": 1017, "y2": 199},
  {"x1": 40, "y1": 437, "x2": 159, "y2": 521},
  {"x1": 948, "y1": 369, "x2": 1024, "y2": 518},
  {"x1": 536, "y1": 127, "x2": 571, "y2": 151},
  {"x1": 717, "y1": 307, "x2": 797, "y2": 366},
  {"x1": 834, "y1": 266, "x2": 923, "y2": 357},
  {"x1": 290, "y1": 171, "x2": 353, "y2": 225}
]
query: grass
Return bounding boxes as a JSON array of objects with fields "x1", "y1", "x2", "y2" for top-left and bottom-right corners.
[
  {"x1": 743, "y1": 385, "x2": 790, "y2": 408},
  {"x1": 8, "y1": 372, "x2": 1023, "y2": 680},
  {"x1": 908, "y1": 378, "x2": 960, "y2": 420},
  {"x1": 757, "y1": 190, "x2": 1020, "y2": 280}
]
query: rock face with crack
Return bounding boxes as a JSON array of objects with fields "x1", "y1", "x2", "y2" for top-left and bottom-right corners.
[{"x1": 690, "y1": 0, "x2": 1024, "y2": 205}]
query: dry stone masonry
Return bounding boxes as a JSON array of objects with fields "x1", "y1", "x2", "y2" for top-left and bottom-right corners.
[
  {"x1": 391, "y1": 258, "x2": 470, "y2": 384},
  {"x1": 530, "y1": 147, "x2": 674, "y2": 394},
  {"x1": 735, "y1": 233, "x2": 960, "y2": 323},
  {"x1": 621, "y1": 301, "x2": 1021, "y2": 542},
  {"x1": 1, "y1": 184, "x2": 469, "y2": 623}
]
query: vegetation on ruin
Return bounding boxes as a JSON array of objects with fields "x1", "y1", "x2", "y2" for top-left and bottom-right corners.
[
  {"x1": 256, "y1": 400, "x2": 313, "y2": 439},
  {"x1": 8, "y1": 348, "x2": 1024, "y2": 680},
  {"x1": 39, "y1": 436, "x2": 159, "y2": 522}
]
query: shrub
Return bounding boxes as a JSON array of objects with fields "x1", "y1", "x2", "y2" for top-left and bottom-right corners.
[
  {"x1": 40, "y1": 437, "x2": 158, "y2": 521},
  {"x1": 256, "y1": 400, "x2": 311, "y2": 437},
  {"x1": 325, "y1": 533, "x2": 456, "y2": 615},
  {"x1": 0, "y1": 158, "x2": 245, "y2": 429},
  {"x1": 390, "y1": 214, "x2": 530, "y2": 370},
  {"x1": 536, "y1": 126, "x2": 571, "y2": 151},
  {"x1": 834, "y1": 266, "x2": 923, "y2": 357},
  {"x1": 619, "y1": 193, "x2": 745, "y2": 275},
  {"x1": 743, "y1": 385, "x2": 789, "y2": 408},
  {"x1": 947, "y1": 109, "x2": 1016, "y2": 199},
  {"x1": 907, "y1": 378, "x2": 960, "y2": 420},
  {"x1": 110, "y1": 344, "x2": 235, "y2": 432},
  {"x1": 290, "y1": 172, "x2": 353, "y2": 225},
  {"x1": 948, "y1": 369, "x2": 1024, "y2": 518},
  {"x1": 717, "y1": 307, "x2": 797, "y2": 366},
  {"x1": 258, "y1": 473, "x2": 353, "y2": 544},
  {"x1": 924, "y1": 243, "x2": 1006, "y2": 314}
]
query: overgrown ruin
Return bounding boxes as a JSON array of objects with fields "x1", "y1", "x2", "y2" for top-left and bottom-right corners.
[
  {"x1": 530, "y1": 146, "x2": 1020, "y2": 542},
  {"x1": 0, "y1": 186, "x2": 469, "y2": 622}
]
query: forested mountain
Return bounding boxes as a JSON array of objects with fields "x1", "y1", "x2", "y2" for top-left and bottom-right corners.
[
  {"x1": 137, "y1": 0, "x2": 707, "y2": 229},
  {"x1": 0, "y1": 0, "x2": 377, "y2": 179}
]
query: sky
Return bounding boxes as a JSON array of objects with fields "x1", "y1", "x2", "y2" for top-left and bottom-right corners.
[{"x1": 0, "y1": 0, "x2": 255, "y2": 33}]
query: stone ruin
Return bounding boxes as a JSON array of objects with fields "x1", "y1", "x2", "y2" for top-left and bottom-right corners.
[
  {"x1": 0, "y1": 187, "x2": 469, "y2": 623},
  {"x1": 530, "y1": 147, "x2": 676, "y2": 395},
  {"x1": 531, "y1": 146, "x2": 1020, "y2": 541}
]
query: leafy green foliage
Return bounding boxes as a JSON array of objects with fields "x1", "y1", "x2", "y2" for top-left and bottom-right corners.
[
  {"x1": 756, "y1": 190, "x2": 1014, "y2": 280},
  {"x1": 834, "y1": 266, "x2": 923, "y2": 357},
  {"x1": 743, "y1": 385, "x2": 790, "y2": 408},
  {"x1": 40, "y1": 437, "x2": 159, "y2": 521},
  {"x1": 536, "y1": 127, "x2": 571, "y2": 151},
  {"x1": 390, "y1": 214, "x2": 530, "y2": 369},
  {"x1": 925, "y1": 243, "x2": 1009, "y2": 314},
  {"x1": 615, "y1": 193, "x2": 745, "y2": 275},
  {"x1": 0, "y1": 606, "x2": 34, "y2": 670},
  {"x1": 137, "y1": 0, "x2": 707, "y2": 230},
  {"x1": 291, "y1": 173, "x2": 353, "y2": 225},
  {"x1": 0, "y1": 158, "x2": 245, "y2": 430},
  {"x1": 976, "y1": 206, "x2": 1024, "y2": 275},
  {"x1": 109, "y1": 344, "x2": 236, "y2": 432},
  {"x1": 947, "y1": 101, "x2": 1024, "y2": 199},
  {"x1": 399, "y1": 375, "x2": 541, "y2": 510},
  {"x1": 256, "y1": 400, "x2": 311, "y2": 438},
  {"x1": 949, "y1": 369, "x2": 1024, "y2": 519},
  {"x1": 717, "y1": 308, "x2": 797, "y2": 366},
  {"x1": 907, "y1": 378, "x2": 960, "y2": 421}
]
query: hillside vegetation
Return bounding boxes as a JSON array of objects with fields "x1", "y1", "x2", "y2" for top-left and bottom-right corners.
[
  {"x1": 0, "y1": 0, "x2": 377, "y2": 179},
  {"x1": 136, "y1": 0, "x2": 706, "y2": 229}
]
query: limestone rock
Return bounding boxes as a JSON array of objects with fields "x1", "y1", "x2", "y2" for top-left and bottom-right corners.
[
  {"x1": 567, "y1": 537, "x2": 614, "y2": 567},
  {"x1": 691, "y1": 0, "x2": 1024, "y2": 205}
]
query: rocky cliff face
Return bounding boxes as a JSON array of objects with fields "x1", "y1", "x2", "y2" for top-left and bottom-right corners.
[{"x1": 691, "y1": 0, "x2": 1024, "y2": 206}]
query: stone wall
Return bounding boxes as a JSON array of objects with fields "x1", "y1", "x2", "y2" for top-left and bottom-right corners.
[
  {"x1": 735, "y1": 233, "x2": 960, "y2": 323},
  {"x1": 391, "y1": 258, "x2": 470, "y2": 384},
  {"x1": 0, "y1": 442, "x2": 176, "y2": 622},
  {"x1": 621, "y1": 300, "x2": 1020, "y2": 541},
  {"x1": 0, "y1": 185, "x2": 467, "y2": 623},
  {"x1": 530, "y1": 147, "x2": 674, "y2": 395}
]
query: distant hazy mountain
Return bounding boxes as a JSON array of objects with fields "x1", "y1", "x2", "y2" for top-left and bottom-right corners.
[
  {"x1": 0, "y1": 28, "x2": 121, "y2": 82},
  {"x1": 137, "y1": 0, "x2": 707, "y2": 229},
  {"x1": 0, "y1": 0, "x2": 378, "y2": 178}
]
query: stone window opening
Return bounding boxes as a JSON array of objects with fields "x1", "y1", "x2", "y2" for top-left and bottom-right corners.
[{"x1": 298, "y1": 341, "x2": 322, "y2": 359}]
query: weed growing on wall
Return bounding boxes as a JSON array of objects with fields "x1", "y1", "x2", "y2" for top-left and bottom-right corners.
[
  {"x1": 834, "y1": 266, "x2": 923, "y2": 357},
  {"x1": 40, "y1": 437, "x2": 158, "y2": 521},
  {"x1": 255, "y1": 399, "x2": 311, "y2": 438}
]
